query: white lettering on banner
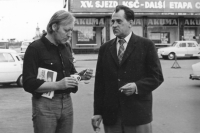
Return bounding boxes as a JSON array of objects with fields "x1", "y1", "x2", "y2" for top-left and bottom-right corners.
[
  {"x1": 122, "y1": 0, "x2": 139, "y2": 8},
  {"x1": 195, "y1": 2, "x2": 200, "y2": 9},
  {"x1": 144, "y1": 1, "x2": 165, "y2": 9},
  {"x1": 75, "y1": 18, "x2": 105, "y2": 26},
  {"x1": 148, "y1": 19, "x2": 177, "y2": 26},
  {"x1": 133, "y1": 19, "x2": 142, "y2": 25},
  {"x1": 78, "y1": 0, "x2": 200, "y2": 11},
  {"x1": 95, "y1": 1, "x2": 118, "y2": 8},
  {"x1": 185, "y1": 19, "x2": 200, "y2": 26},
  {"x1": 170, "y1": 2, "x2": 192, "y2": 9},
  {"x1": 80, "y1": 1, "x2": 94, "y2": 8},
  {"x1": 99, "y1": 18, "x2": 104, "y2": 25}
]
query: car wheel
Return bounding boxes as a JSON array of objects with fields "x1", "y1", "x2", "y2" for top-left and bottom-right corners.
[
  {"x1": 17, "y1": 75, "x2": 23, "y2": 87},
  {"x1": 168, "y1": 53, "x2": 175, "y2": 60}
]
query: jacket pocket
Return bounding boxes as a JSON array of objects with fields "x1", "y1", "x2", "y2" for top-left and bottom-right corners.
[{"x1": 42, "y1": 60, "x2": 57, "y2": 71}]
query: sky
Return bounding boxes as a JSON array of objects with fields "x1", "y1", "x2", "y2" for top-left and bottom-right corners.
[{"x1": 0, "y1": 0, "x2": 66, "y2": 41}]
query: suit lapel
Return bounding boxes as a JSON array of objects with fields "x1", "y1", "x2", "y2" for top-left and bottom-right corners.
[
  {"x1": 109, "y1": 38, "x2": 119, "y2": 66},
  {"x1": 120, "y1": 33, "x2": 137, "y2": 65}
]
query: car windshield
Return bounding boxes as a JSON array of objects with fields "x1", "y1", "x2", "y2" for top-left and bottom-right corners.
[{"x1": 171, "y1": 42, "x2": 178, "y2": 47}]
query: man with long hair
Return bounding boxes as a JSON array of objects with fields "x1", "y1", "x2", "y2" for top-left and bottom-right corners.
[{"x1": 23, "y1": 10, "x2": 93, "y2": 133}]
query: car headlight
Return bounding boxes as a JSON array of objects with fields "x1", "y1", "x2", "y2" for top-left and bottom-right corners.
[
  {"x1": 158, "y1": 50, "x2": 164, "y2": 54},
  {"x1": 161, "y1": 51, "x2": 165, "y2": 55}
]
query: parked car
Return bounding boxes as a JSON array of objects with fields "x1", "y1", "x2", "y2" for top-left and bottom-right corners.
[
  {"x1": 157, "y1": 41, "x2": 200, "y2": 60},
  {"x1": 18, "y1": 52, "x2": 25, "y2": 60},
  {"x1": 20, "y1": 40, "x2": 33, "y2": 53},
  {"x1": 189, "y1": 62, "x2": 200, "y2": 80},
  {"x1": 0, "y1": 41, "x2": 9, "y2": 49},
  {"x1": 0, "y1": 49, "x2": 23, "y2": 86}
]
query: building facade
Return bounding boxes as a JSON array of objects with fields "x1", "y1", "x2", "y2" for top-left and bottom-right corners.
[{"x1": 68, "y1": 0, "x2": 200, "y2": 53}]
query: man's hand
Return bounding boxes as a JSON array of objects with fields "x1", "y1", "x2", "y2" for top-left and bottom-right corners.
[
  {"x1": 91, "y1": 115, "x2": 102, "y2": 132},
  {"x1": 119, "y1": 82, "x2": 137, "y2": 96},
  {"x1": 57, "y1": 77, "x2": 78, "y2": 90},
  {"x1": 79, "y1": 69, "x2": 93, "y2": 80}
]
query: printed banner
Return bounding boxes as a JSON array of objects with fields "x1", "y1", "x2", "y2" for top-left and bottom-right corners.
[
  {"x1": 184, "y1": 19, "x2": 200, "y2": 26},
  {"x1": 70, "y1": 0, "x2": 200, "y2": 13}
]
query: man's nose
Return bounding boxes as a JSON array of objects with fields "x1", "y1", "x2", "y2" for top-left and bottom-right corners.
[{"x1": 67, "y1": 31, "x2": 72, "y2": 37}]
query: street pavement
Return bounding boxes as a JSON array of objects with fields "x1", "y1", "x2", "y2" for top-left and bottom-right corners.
[
  {"x1": 74, "y1": 54, "x2": 98, "y2": 61},
  {"x1": 1, "y1": 53, "x2": 200, "y2": 133},
  {"x1": 73, "y1": 54, "x2": 98, "y2": 77}
]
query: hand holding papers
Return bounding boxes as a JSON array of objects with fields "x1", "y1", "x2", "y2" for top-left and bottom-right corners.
[{"x1": 37, "y1": 68, "x2": 57, "y2": 99}]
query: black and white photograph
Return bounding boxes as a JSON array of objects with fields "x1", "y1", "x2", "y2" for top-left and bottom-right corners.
[{"x1": 0, "y1": 0, "x2": 200, "y2": 133}]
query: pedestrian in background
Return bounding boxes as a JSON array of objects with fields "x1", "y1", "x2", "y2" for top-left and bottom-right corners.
[
  {"x1": 92, "y1": 5, "x2": 164, "y2": 133},
  {"x1": 23, "y1": 10, "x2": 93, "y2": 133}
]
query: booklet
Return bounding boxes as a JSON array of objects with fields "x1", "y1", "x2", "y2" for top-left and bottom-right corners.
[{"x1": 37, "y1": 67, "x2": 57, "y2": 99}]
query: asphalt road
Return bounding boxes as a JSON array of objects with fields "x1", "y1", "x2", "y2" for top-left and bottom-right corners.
[{"x1": 0, "y1": 57, "x2": 200, "y2": 133}]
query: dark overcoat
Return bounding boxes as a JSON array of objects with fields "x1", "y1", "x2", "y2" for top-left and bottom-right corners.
[{"x1": 94, "y1": 33, "x2": 164, "y2": 126}]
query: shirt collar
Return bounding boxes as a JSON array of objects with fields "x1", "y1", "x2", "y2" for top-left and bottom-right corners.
[
  {"x1": 40, "y1": 35, "x2": 66, "y2": 50},
  {"x1": 117, "y1": 32, "x2": 132, "y2": 43}
]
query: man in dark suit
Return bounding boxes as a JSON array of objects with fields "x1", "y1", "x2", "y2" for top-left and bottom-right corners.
[{"x1": 91, "y1": 5, "x2": 164, "y2": 133}]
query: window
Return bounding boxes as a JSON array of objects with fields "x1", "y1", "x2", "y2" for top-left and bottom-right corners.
[
  {"x1": 188, "y1": 43, "x2": 195, "y2": 47},
  {"x1": 148, "y1": 32, "x2": 170, "y2": 44},
  {"x1": 171, "y1": 42, "x2": 177, "y2": 47},
  {"x1": 184, "y1": 28, "x2": 195, "y2": 40},
  {"x1": 74, "y1": 26, "x2": 96, "y2": 45},
  {"x1": 179, "y1": 43, "x2": 186, "y2": 47},
  {"x1": 0, "y1": 53, "x2": 14, "y2": 62},
  {"x1": 147, "y1": 26, "x2": 178, "y2": 44},
  {"x1": 73, "y1": 26, "x2": 105, "y2": 46}
]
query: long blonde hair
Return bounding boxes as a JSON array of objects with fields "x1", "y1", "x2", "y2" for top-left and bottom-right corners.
[{"x1": 47, "y1": 10, "x2": 75, "y2": 34}]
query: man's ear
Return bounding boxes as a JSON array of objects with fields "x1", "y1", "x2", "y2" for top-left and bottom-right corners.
[
  {"x1": 129, "y1": 20, "x2": 134, "y2": 27},
  {"x1": 52, "y1": 23, "x2": 58, "y2": 31}
]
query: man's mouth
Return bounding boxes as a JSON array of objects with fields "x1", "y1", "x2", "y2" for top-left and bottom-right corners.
[{"x1": 113, "y1": 29, "x2": 118, "y2": 32}]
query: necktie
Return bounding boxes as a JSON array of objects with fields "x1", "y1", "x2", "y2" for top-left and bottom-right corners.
[{"x1": 118, "y1": 39, "x2": 126, "y2": 64}]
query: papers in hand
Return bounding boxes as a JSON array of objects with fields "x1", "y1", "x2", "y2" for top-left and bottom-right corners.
[{"x1": 37, "y1": 67, "x2": 57, "y2": 99}]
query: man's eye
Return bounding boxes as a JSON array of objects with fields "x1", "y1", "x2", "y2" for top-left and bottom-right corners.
[
  {"x1": 111, "y1": 20, "x2": 122, "y2": 25},
  {"x1": 65, "y1": 29, "x2": 72, "y2": 33},
  {"x1": 117, "y1": 20, "x2": 122, "y2": 24}
]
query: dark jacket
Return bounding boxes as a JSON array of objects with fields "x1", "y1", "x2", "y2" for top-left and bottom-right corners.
[{"x1": 94, "y1": 33, "x2": 164, "y2": 126}]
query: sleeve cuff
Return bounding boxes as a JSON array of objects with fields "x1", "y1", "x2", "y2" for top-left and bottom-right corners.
[{"x1": 135, "y1": 84, "x2": 138, "y2": 94}]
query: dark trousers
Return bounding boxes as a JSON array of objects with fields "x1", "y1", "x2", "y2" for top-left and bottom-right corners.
[
  {"x1": 104, "y1": 111, "x2": 152, "y2": 133},
  {"x1": 32, "y1": 94, "x2": 73, "y2": 133}
]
